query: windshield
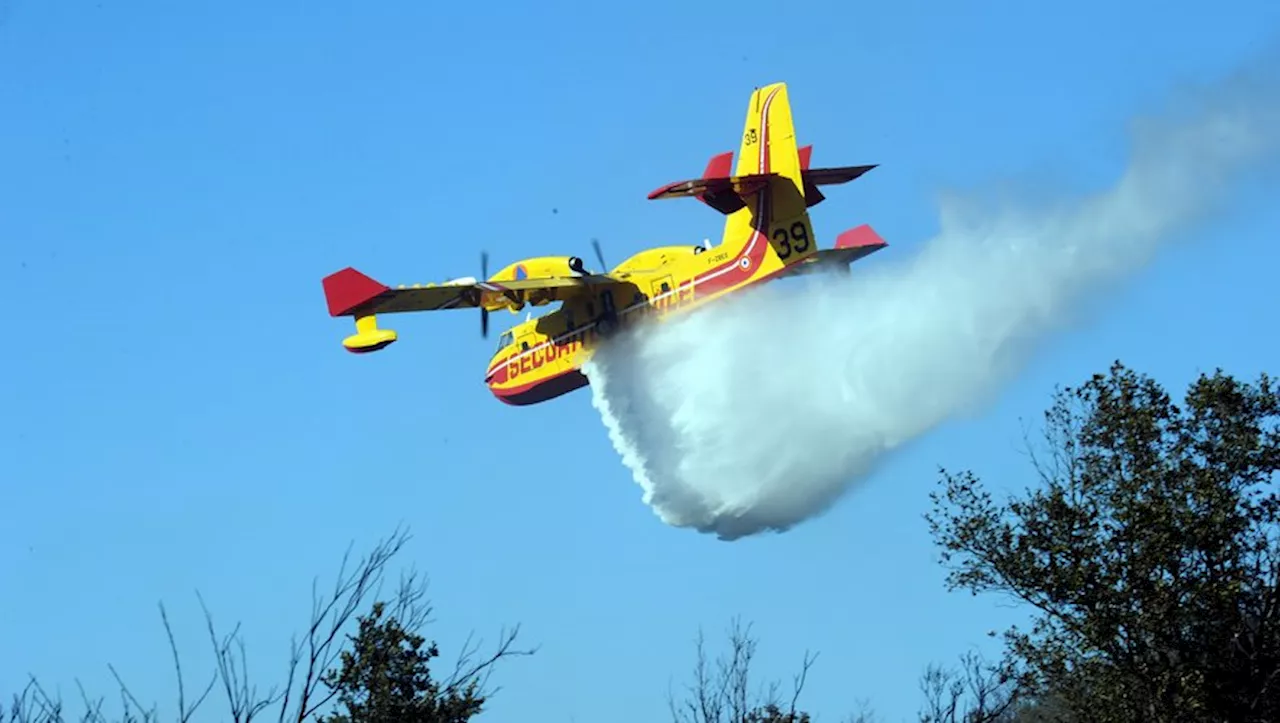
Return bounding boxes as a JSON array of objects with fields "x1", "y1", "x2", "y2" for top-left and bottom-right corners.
[{"x1": 496, "y1": 330, "x2": 514, "y2": 351}]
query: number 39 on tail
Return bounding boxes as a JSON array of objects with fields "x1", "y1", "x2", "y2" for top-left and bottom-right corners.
[{"x1": 321, "y1": 82, "x2": 889, "y2": 406}]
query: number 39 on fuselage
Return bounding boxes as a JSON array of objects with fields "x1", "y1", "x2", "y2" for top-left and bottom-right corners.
[{"x1": 321, "y1": 81, "x2": 890, "y2": 406}]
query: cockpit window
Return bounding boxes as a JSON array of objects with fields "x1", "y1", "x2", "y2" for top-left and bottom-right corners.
[{"x1": 497, "y1": 331, "x2": 514, "y2": 351}]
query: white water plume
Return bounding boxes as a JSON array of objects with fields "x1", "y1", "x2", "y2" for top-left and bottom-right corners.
[{"x1": 584, "y1": 56, "x2": 1280, "y2": 540}]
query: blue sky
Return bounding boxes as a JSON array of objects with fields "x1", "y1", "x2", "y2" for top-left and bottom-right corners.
[{"x1": 3, "y1": 1, "x2": 1280, "y2": 721}]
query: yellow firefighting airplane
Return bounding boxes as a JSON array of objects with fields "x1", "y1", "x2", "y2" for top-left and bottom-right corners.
[{"x1": 321, "y1": 81, "x2": 888, "y2": 405}]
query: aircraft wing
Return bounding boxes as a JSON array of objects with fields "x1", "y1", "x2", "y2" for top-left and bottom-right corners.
[{"x1": 323, "y1": 266, "x2": 626, "y2": 317}]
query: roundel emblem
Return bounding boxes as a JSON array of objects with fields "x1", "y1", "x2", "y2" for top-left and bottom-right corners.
[{"x1": 740, "y1": 257, "x2": 751, "y2": 270}]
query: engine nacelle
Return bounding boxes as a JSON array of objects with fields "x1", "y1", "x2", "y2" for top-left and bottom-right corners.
[
  {"x1": 488, "y1": 255, "x2": 590, "y2": 282},
  {"x1": 442, "y1": 275, "x2": 478, "y2": 286}
]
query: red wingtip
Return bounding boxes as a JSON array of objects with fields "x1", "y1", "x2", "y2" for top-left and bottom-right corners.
[
  {"x1": 322, "y1": 267, "x2": 390, "y2": 317},
  {"x1": 834, "y1": 224, "x2": 887, "y2": 250},
  {"x1": 798, "y1": 144, "x2": 813, "y2": 170}
]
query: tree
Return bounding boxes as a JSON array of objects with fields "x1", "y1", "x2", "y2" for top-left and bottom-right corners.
[
  {"x1": 668, "y1": 617, "x2": 821, "y2": 723},
  {"x1": 317, "y1": 586, "x2": 531, "y2": 723},
  {"x1": 916, "y1": 651, "x2": 1020, "y2": 723},
  {"x1": 926, "y1": 361, "x2": 1280, "y2": 723},
  {"x1": 665, "y1": 618, "x2": 1037, "y2": 723},
  {"x1": 3, "y1": 527, "x2": 532, "y2": 723}
]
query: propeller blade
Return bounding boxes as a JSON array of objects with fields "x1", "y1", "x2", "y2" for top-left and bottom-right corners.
[
  {"x1": 590, "y1": 238, "x2": 607, "y2": 273},
  {"x1": 480, "y1": 251, "x2": 490, "y2": 338}
]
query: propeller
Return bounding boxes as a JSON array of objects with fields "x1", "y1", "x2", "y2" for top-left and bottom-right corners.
[
  {"x1": 480, "y1": 250, "x2": 490, "y2": 338},
  {"x1": 590, "y1": 238, "x2": 608, "y2": 274}
]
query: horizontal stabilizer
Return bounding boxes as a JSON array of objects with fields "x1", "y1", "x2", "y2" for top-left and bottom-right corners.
[
  {"x1": 806, "y1": 164, "x2": 878, "y2": 186},
  {"x1": 802, "y1": 164, "x2": 877, "y2": 208},
  {"x1": 650, "y1": 142, "x2": 875, "y2": 213},
  {"x1": 648, "y1": 172, "x2": 778, "y2": 214},
  {"x1": 696, "y1": 151, "x2": 735, "y2": 208},
  {"x1": 775, "y1": 224, "x2": 888, "y2": 279}
]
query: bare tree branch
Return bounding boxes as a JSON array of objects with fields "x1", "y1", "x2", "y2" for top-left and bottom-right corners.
[
  {"x1": 787, "y1": 651, "x2": 817, "y2": 720},
  {"x1": 6, "y1": 524, "x2": 534, "y2": 723},
  {"x1": 105, "y1": 664, "x2": 154, "y2": 722},
  {"x1": 276, "y1": 525, "x2": 413, "y2": 722},
  {"x1": 442, "y1": 623, "x2": 538, "y2": 701},
  {"x1": 199, "y1": 591, "x2": 279, "y2": 723},
  {"x1": 158, "y1": 602, "x2": 217, "y2": 723},
  {"x1": 844, "y1": 698, "x2": 880, "y2": 723},
  {"x1": 670, "y1": 617, "x2": 817, "y2": 723},
  {"x1": 918, "y1": 651, "x2": 1019, "y2": 723}
]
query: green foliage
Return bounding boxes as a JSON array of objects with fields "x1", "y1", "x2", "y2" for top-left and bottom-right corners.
[
  {"x1": 927, "y1": 361, "x2": 1280, "y2": 723},
  {"x1": 317, "y1": 601, "x2": 483, "y2": 723},
  {"x1": 742, "y1": 703, "x2": 810, "y2": 723}
]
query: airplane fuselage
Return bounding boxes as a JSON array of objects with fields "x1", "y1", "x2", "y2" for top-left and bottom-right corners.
[{"x1": 483, "y1": 235, "x2": 782, "y2": 405}]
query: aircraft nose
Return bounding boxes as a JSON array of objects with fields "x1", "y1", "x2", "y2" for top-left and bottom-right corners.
[
  {"x1": 483, "y1": 367, "x2": 511, "y2": 404},
  {"x1": 484, "y1": 360, "x2": 502, "y2": 386}
]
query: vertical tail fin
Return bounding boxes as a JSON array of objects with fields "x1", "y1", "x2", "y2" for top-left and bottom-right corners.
[
  {"x1": 646, "y1": 83, "x2": 878, "y2": 271},
  {"x1": 723, "y1": 82, "x2": 815, "y2": 267}
]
